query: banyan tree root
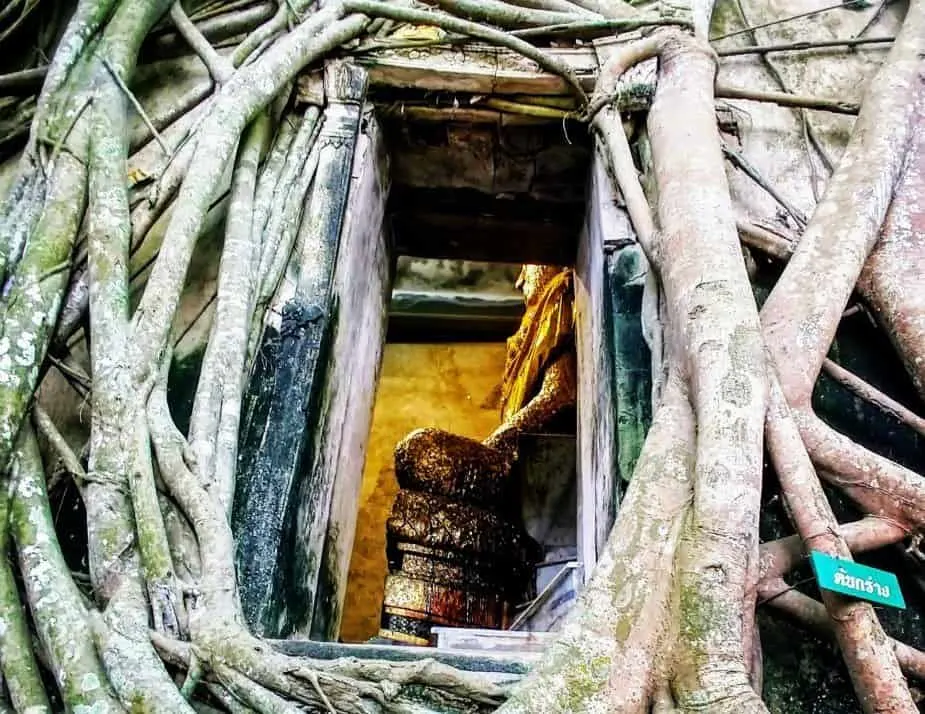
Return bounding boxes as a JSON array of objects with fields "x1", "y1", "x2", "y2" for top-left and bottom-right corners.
[
  {"x1": 506, "y1": 6, "x2": 925, "y2": 714},
  {"x1": 0, "y1": 0, "x2": 924, "y2": 712}
]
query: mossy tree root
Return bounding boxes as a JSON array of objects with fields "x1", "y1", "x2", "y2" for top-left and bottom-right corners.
[
  {"x1": 10, "y1": 423, "x2": 123, "y2": 713},
  {"x1": 0, "y1": 450, "x2": 49, "y2": 714}
]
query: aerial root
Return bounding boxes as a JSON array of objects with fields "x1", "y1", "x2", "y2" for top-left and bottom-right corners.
[{"x1": 150, "y1": 631, "x2": 511, "y2": 712}]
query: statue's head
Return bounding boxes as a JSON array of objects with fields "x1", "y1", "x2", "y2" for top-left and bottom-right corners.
[{"x1": 515, "y1": 264, "x2": 566, "y2": 306}]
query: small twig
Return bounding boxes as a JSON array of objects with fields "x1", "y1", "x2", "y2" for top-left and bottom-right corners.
[
  {"x1": 716, "y1": 84, "x2": 860, "y2": 115},
  {"x1": 426, "y1": 0, "x2": 589, "y2": 29},
  {"x1": 46, "y1": 354, "x2": 92, "y2": 394},
  {"x1": 285, "y1": 0, "x2": 305, "y2": 23},
  {"x1": 101, "y1": 58, "x2": 170, "y2": 155},
  {"x1": 37, "y1": 260, "x2": 72, "y2": 283},
  {"x1": 842, "y1": 304, "x2": 862, "y2": 318},
  {"x1": 711, "y1": 0, "x2": 864, "y2": 41},
  {"x1": 48, "y1": 95, "x2": 92, "y2": 170},
  {"x1": 822, "y1": 358, "x2": 925, "y2": 439},
  {"x1": 173, "y1": 292, "x2": 217, "y2": 348},
  {"x1": 716, "y1": 35, "x2": 894, "y2": 56},
  {"x1": 0, "y1": 66, "x2": 47, "y2": 94},
  {"x1": 757, "y1": 576, "x2": 816, "y2": 606},
  {"x1": 0, "y1": 0, "x2": 42, "y2": 45},
  {"x1": 169, "y1": 2, "x2": 234, "y2": 84},
  {"x1": 855, "y1": 0, "x2": 895, "y2": 37},
  {"x1": 190, "y1": 0, "x2": 262, "y2": 23},
  {"x1": 479, "y1": 96, "x2": 572, "y2": 118},
  {"x1": 736, "y1": 219, "x2": 795, "y2": 261},
  {"x1": 32, "y1": 404, "x2": 87, "y2": 490},
  {"x1": 801, "y1": 106, "x2": 824, "y2": 201},
  {"x1": 723, "y1": 143, "x2": 807, "y2": 227},
  {"x1": 0, "y1": 0, "x2": 27, "y2": 27},
  {"x1": 349, "y1": 33, "x2": 470, "y2": 53},
  {"x1": 302, "y1": 670, "x2": 337, "y2": 714}
]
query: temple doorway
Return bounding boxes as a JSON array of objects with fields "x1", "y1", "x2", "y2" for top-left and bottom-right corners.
[
  {"x1": 228, "y1": 84, "x2": 636, "y2": 646},
  {"x1": 340, "y1": 257, "x2": 581, "y2": 645},
  {"x1": 330, "y1": 109, "x2": 625, "y2": 650}
]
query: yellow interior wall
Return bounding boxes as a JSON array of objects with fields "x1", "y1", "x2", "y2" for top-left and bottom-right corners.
[{"x1": 339, "y1": 342, "x2": 507, "y2": 643}]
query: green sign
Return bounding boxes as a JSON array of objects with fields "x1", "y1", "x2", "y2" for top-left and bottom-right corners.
[{"x1": 809, "y1": 551, "x2": 906, "y2": 609}]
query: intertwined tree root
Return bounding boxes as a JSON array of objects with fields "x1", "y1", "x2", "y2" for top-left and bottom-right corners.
[{"x1": 0, "y1": 0, "x2": 923, "y2": 711}]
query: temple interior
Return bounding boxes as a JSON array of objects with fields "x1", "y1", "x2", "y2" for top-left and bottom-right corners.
[
  {"x1": 337, "y1": 111, "x2": 596, "y2": 647},
  {"x1": 341, "y1": 257, "x2": 581, "y2": 645}
]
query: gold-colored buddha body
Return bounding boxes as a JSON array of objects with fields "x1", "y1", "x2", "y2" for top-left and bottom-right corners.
[{"x1": 377, "y1": 264, "x2": 578, "y2": 645}]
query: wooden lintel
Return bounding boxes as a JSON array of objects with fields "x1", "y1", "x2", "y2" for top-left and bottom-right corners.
[
  {"x1": 375, "y1": 104, "x2": 555, "y2": 126},
  {"x1": 358, "y1": 38, "x2": 656, "y2": 107}
]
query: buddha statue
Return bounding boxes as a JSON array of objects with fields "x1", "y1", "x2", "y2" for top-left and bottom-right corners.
[{"x1": 377, "y1": 264, "x2": 578, "y2": 645}]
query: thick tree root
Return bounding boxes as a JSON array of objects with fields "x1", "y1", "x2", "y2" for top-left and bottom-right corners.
[
  {"x1": 858, "y1": 112, "x2": 925, "y2": 402},
  {"x1": 759, "y1": 0, "x2": 925, "y2": 453},
  {"x1": 0, "y1": 450, "x2": 49, "y2": 714},
  {"x1": 498, "y1": 374, "x2": 694, "y2": 712},
  {"x1": 766, "y1": 373, "x2": 915, "y2": 712},
  {"x1": 758, "y1": 516, "x2": 908, "y2": 583},
  {"x1": 760, "y1": 579, "x2": 925, "y2": 683},
  {"x1": 645, "y1": 31, "x2": 767, "y2": 712},
  {"x1": 187, "y1": 112, "x2": 271, "y2": 513},
  {"x1": 10, "y1": 424, "x2": 122, "y2": 713}
]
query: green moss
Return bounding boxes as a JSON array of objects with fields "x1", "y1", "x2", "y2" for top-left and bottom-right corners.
[
  {"x1": 606, "y1": 247, "x2": 652, "y2": 484},
  {"x1": 559, "y1": 646, "x2": 611, "y2": 710},
  {"x1": 678, "y1": 581, "x2": 710, "y2": 645}
]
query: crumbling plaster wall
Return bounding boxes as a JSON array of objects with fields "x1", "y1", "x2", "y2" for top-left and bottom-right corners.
[{"x1": 713, "y1": 0, "x2": 903, "y2": 225}]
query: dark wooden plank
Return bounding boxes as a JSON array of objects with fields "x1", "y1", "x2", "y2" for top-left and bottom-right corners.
[
  {"x1": 387, "y1": 291, "x2": 523, "y2": 342},
  {"x1": 232, "y1": 61, "x2": 370, "y2": 637},
  {"x1": 388, "y1": 184, "x2": 583, "y2": 264},
  {"x1": 382, "y1": 121, "x2": 592, "y2": 202}
]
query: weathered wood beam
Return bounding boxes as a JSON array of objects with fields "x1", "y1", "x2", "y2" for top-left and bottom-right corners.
[
  {"x1": 375, "y1": 103, "x2": 557, "y2": 125},
  {"x1": 383, "y1": 123, "x2": 592, "y2": 202},
  {"x1": 387, "y1": 291, "x2": 524, "y2": 342},
  {"x1": 358, "y1": 37, "x2": 656, "y2": 104},
  {"x1": 232, "y1": 61, "x2": 371, "y2": 637}
]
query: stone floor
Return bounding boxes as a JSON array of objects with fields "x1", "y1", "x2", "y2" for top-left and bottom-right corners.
[{"x1": 339, "y1": 341, "x2": 507, "y2": 642}]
